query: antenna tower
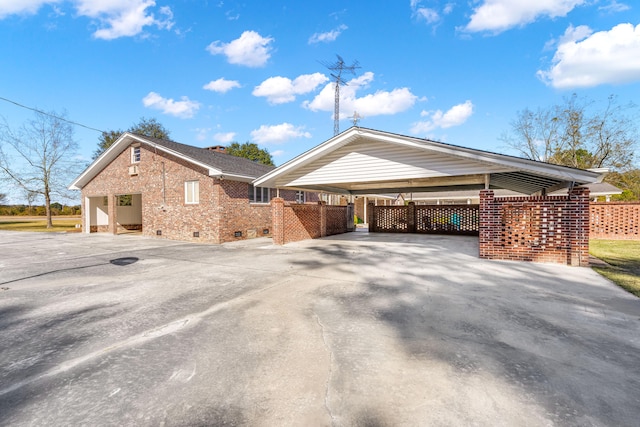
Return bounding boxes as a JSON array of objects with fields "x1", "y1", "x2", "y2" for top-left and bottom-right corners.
[{"x1": 321, "y1": 55, "x2": 360, "y2": 136}]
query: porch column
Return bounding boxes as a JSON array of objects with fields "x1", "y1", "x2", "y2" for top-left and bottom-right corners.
[
  {"x1": 478, "y1": 190, "x2": 496, "y2": 259},
  {"x1": 368, "y1": 202, "x2": 376, "y2": 232},
  {"x1": 407, "y1": 202, "x2": 416, "y2": 233},
  {"x1": 271, "y1": 197, "x2": 285, "y2": 245},
  {"x1": 108, "y1": 194, "x2": 117, "y2": 235},
  {"x1": 568, "y1": 187, "x2": 590, "y2": 266},
  {"x1": 319, "y1": 201, "x2": 327, "y2": 237}
]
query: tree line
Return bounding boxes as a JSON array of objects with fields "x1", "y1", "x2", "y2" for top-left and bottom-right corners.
[{"x1": 500, "y1": 94, "x2": 639, "y2": 200}]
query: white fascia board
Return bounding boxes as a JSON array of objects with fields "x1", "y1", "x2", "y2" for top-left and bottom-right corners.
[{"x1": 253, "y1": 130, "x2": 360, "y2": 187}]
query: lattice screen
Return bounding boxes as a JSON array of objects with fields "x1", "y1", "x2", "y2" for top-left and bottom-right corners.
[
  {"x1": 416, "y1": 205, "x2": 479, "y2": 235},
  {"x1": 373, "y1": 206, "x2": 409, "y2": 232},
  {"x1": 500, "y1": 203, "x2": 568, "y2": 249}
]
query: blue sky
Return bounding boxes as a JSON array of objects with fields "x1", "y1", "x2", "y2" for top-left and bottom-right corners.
[{"x1": 1, "y1": 0, "x2": 639, "y2": 191}]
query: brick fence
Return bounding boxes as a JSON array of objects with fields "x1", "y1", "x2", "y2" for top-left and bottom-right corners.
[
  {"x1": 479, "y1": 188, "x2": 590, "y2": 266},
  {"x1": 271, "y1": 198, "x2": 353, "y2": 245},
  {"x1": 590, "y1": 202, "x2": 640, "y2": 240}
]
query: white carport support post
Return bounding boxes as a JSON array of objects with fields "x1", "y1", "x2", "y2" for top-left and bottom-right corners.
[
  {"x1": 364, "y1": 196, "x2": 368, "y2": 225},
  {"x1": 84, "y1": 196, "x2": 91, "y2": 234}
]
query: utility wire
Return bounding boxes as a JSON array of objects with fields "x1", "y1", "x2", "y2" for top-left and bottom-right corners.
[{"x1": 0, "y1": 95, "x2": 105, "y2": 133}]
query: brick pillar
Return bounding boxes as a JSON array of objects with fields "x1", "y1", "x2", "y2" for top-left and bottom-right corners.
[
  {"x1": 271, "y1": 197, "x2": 285, "y2": 245},
  {"x1": 108, "y1": 194, "x2": 118, "y2": 235},
  {"x1": 319, "y1": 201, "x2": 327, "y2": 237},
  {"x1": 568, "y1": 187, "x2": 590, "y2": 266},
  {"x1": 407, "y1": 202, "x2": 416, "y2": 233},
  {"x1": 368, "y1": 202, "x2": 376, "y2": 232},
  {"x1": 479, "y1": 190, "x2": 495, "y2": 259},
  {"x1": 346, "y1": 203, "x2": 355, "y2": 231}
]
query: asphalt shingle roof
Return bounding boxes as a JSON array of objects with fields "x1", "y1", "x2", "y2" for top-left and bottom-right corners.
[{"x1": 136, "y1": 134, "x2": 275, "y2": 179}]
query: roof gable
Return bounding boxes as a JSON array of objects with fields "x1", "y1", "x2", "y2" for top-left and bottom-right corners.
[
  {"x1": 254, "y1": 127, "x2": 603, "y2": 195},
  {"x1": 70, "y1": 133, "x2": 274, "y2": 190}
]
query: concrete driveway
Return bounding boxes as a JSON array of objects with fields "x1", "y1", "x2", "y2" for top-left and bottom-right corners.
[{"x1": 1, "y1": 231, "x2": 639, "y2": 426}]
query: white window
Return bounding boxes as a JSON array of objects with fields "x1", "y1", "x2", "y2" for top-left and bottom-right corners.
[
  {"x1": 131, "y1": 146, "x2": 141, "y2": 163},
  {"x1": 296, "y1": 191, "x2": 305, "y2": 204},
  {"x1": 248, "y1": 185, "x2": 271, "y2": 203},
  {"x1": 185, "y1": 181, "x2": 199, "y2": 204}
]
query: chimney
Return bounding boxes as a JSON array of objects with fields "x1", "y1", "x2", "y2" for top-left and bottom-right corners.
[{"x1": 206, "y1": 145, "x2": 227, "y2": 153}]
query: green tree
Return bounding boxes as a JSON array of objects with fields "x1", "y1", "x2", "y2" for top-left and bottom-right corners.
[
  {"x1": 93, "y1": 117, "x2": 171, "y2": 159},
  {"x1": 0, "y1": 111, "x2": 80, "y2": 228},
  {"x1": 606, "y1": 169, "x2": 640, "y2": 201},
  {"x1": 501, "y1": 94, "x2": 637, "y2": 171},
  {"x1": 0, "y1": 193, "x2": 6, "y2": 204},
  {"x1": 226, "y1": 142, "x2": 274, "y2": 166}
]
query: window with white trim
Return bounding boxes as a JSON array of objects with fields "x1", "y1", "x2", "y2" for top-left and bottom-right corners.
[
  {"x1": 131, "y1": 146, "x2": 141, "y2": 163},
  {"x1": 248, "y1": 185, "x2": 270, "y2": 203},
  {"x1": 185, "y1": 180, "x2": 199, "y2": 204}
]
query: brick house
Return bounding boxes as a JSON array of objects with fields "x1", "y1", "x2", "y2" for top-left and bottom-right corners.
[{"x1": 69, "y1": 132, "x2": 314, "y2": 243}]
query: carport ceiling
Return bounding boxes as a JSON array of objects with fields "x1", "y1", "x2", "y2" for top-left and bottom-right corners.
[{"x1": 254, "y1": 127, "x2": 603, "y2": 195}]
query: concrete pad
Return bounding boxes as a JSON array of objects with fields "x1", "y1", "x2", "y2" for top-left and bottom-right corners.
[{"x1": 0, "y1": 231, "x2": 639, "y2": 426}]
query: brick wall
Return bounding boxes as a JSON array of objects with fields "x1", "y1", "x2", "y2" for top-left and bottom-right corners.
[
  {"x1": 479, "y1": 188, "x2": 590, "y2": 266},
  {"x1": 81, "y1": 142, "x2": 311, "y2": 244},
  {"x1": 590, "y1": 202, "x2": 640, "y2": 240},
  {"x1": 271, "y1": 198, "x2": 351, "y2": 244}
]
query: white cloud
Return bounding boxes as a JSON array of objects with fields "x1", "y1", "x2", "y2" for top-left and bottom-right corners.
[
  {"x1": 0, "y1": 0, "x2": 61, "y2": 18},
  {"x1": 465, "y1": 0, "x2": 586, "y2": 34},
  {"x1": 270, "y1": 149, "x2": 285, "y2": 157},
  {"x1": 253, "y1": 73, "x2": 329, "y2": 104},
  {"x1": 76, "y1": 0, "x2": 175, "y2": 40},
  {"x1": 203, "y1": 78, "x2": 241, "y2": 93},
  {"x1": 410, "y1": 100, "x2": 474, "y2": 134},
  {"x1": 250, "y1": 123, "x2": 311, "y2": 144},
  {"x1": 0, "y1": 0, "x2": 176, "y2": 38},
  {"x1": 415, "y1": 8, "x2": 439, "y2": 24},
  {"x1": 213, "y1": 132, "x2": 236, "y2": 143},
  {"x1": 142, "y1": 92, "x2": 201, "y2": 118},
  {"x1": 206, "y1": 30, "x2": 274, "y2": 67},
  {"x1": 599, "y1": 1, "x2": 630, "y2": 13},
  {"x1": 308, "y1": 24, "x2": 347, "y2": 44},
  {"x1": 538, "y1": 23, "x2": 640, "y2": 88},
  {"x1": 410, "y1": 0, "x2": 453, "y2": 26},
  {"x1": 304, "y1": 72, "x2": 418, "y2": 118}
]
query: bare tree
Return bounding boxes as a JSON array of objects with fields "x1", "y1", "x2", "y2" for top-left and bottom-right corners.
[
  {"x1": 501, "y1": 94, "x2": 637, "y2": 171},
  {"x1": 0, "y1": 111, "x2": 80, "y2": 228}
]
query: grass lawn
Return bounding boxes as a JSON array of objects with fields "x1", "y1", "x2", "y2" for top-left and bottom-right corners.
[
  {"x1": 0, "y1": 218, "x2": 81, "y2": 232},
  {"x1": 590, "y1": 239, "x2": 640, "y2": 298}
]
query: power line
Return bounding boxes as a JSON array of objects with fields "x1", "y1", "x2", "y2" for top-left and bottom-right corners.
[{"x1": 0, "y1": 95, "x2": 105, "y2": 133}]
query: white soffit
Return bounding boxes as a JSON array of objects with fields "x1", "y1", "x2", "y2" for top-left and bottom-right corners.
[
  {"x1": 281, "y1": 139, "x2": 512, "y2": 187},
  {"x1": 254, "y1": 127, "x2": 602, "y2": 194}
]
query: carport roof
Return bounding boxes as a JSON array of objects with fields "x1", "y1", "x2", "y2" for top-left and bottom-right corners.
[{"x1": 253, "y1": 127, "x2": 604, "y2": 195}]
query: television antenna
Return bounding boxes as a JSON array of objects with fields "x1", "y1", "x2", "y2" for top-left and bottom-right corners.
[{"x1": 320, "y1": 55, "x2": 360, "y2": 136}]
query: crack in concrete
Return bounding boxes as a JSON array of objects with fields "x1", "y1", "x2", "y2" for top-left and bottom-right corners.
[{"x1": 314, "y1": 311, "x2": 336, "y2": 426}]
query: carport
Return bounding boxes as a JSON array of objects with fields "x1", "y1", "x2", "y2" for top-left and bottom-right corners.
[{"x1": 254, "y1": 127, "x2": 603, "y2": 265}]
